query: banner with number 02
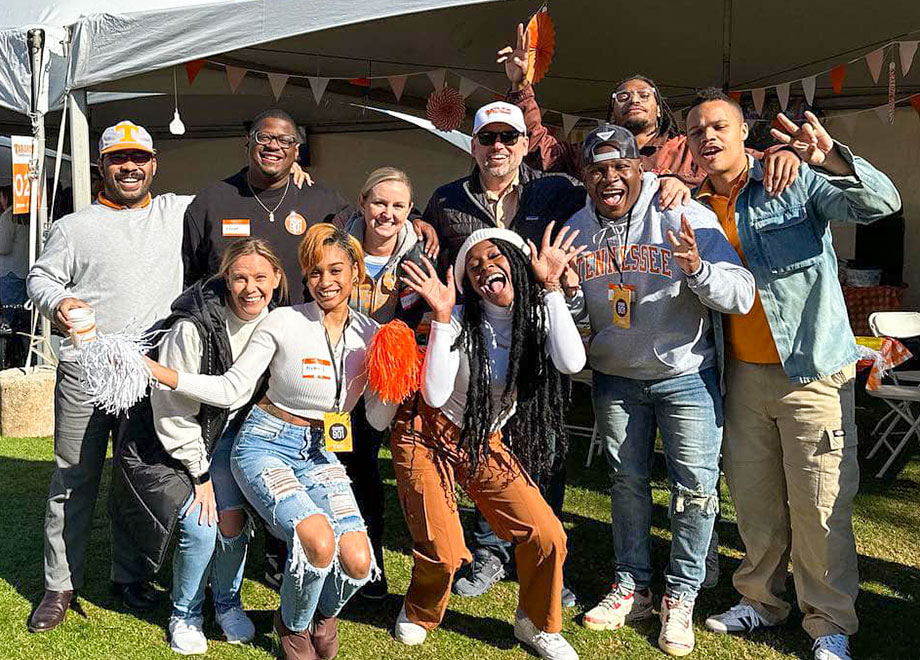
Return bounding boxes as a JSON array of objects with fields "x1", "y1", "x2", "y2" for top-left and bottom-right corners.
[{"x1": 11, "y1": 136, "x2": 33, "y2": 215}]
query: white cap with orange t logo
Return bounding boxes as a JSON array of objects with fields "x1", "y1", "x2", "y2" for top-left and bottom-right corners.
[{"x1": 98, "y1": 120, "x2": 155, "y2": 155}]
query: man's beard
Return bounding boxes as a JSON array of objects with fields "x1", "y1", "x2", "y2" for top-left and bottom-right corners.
[
  {"x1": 622, "y1": 116, "x2": 655, "y2": 136},
  {"x1": 484, "y1": 161, "x2": 515, "y2": 178}
]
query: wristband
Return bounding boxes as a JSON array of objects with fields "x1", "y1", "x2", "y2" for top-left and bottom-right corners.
[{"x1": 191, "y1": 471, "x2": 211, "y2": 486}]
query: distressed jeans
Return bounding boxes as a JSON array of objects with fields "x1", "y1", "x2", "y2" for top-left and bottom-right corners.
[
  {"x1": 593, "y1": 367, "x2": 722, "y2": 598},
  {"x1": 172, "y1": 426, "x2": 249, "y2": 620},
  {"x1": 231, "y1": 406, "x2": 376, "y2": 632}
]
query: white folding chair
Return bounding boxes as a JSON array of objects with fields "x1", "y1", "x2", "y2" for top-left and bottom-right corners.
[
  {"x1": 566, "y1": 368, "x2": 603, "y2": 467},
  {"x1": 865, "y1": 311, "x2": 920, "y2": 477}
]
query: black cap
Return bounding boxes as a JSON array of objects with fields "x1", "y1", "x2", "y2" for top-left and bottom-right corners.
[{"x1": 582, "y1": 123, "x2": 640, "y2": 165}]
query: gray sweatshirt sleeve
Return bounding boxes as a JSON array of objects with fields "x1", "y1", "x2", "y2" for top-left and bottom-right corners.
[
  {"x1": 26, "y1": 220, "x2": 74, "y2": 319},
  {"x1": 151, "y1": 320, "x2": 209, "y2": 477},
  {"x1": 682, "y1": 208, "x2": 756, "y2": 315}
]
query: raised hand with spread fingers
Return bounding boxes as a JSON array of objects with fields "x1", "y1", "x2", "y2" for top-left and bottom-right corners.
[
  {"x1": 666, "y1": 214, "x2": 702, "y2": 276},
  {"x1": 496, "y1": 23, "x2": 530, "y2": 92},
  {"x1": 400, "y1": 256, "x2": 456, "y2": 323},
  {"x1": 527, "y1": 221, "x2": 587, "y2": 290},
  {"x1": 770, "y1": 111, "x2": 853, "y2": 176}
]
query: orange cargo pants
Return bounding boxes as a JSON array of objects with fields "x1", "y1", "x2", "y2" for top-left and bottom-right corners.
[{"x1": 390, "y1": 398, "x2": 567, "y2": 633}]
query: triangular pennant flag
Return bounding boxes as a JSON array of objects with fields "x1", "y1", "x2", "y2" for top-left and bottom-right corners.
[
  {"x1": 426, "y1": 69, "x2": 446, "y2": 90},
  {"x1": 752, "y1": 88, "x2": 766, "y2": 116},
  {"x1": 185, "y1": 60, "x2": 205, "y2": 85},
  {"x1": 910, "y1": 94, "x2": 920, "y2": 120},
  {"x1": 865, "y1": 48, "x2": 885, "y2": 83},
  {"x1": 458, "y1": 76, "x2": 479, "y2": 99},
  {"x1": 776, "y1": 82, "x2": 791, "y2": 111},
  {"x1": 267, "y1": 73, "x2": 289, "y2": 101},
  {"x1": 728, "y1": 91, "x2": 742, "y2": 103},
  {"x1": 900, "y1": 41, "x2": 919, "y2": 75},
  {"x1": 830, "y1": 65, "x2": 846, "y2": 94},
  {"x1": 873, "y1": 105, "x2": 889, "y2": 124},
  {"x1": 802, "y1": 76, "x2": 816, "y2": 105},
  {"x1": 308, "y1": 77, "x2": 329, "y2": 105},
  {"x1": 561, "y1": 113, "x2": 579, "y2": 137},
  {"x1": 225, "y1": 66, "x2": 247, "y2": 93},
  {"x1": 349, "y1": 78, "x2": 371, "y2": 87},
  {"x1": 387, "y1": 75, "x2": 407, "y2": 101}
]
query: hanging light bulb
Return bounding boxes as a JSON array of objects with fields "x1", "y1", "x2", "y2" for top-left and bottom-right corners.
[{"x1": 169, "y1": 67, "x2": 186, "y2": 135}]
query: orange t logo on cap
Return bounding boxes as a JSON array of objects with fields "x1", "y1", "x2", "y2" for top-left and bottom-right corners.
[{"x1": 117, "y1": 123, "x2": 139, "y2": 142}]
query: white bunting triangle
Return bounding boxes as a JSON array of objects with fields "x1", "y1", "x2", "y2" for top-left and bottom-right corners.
[
  {"x1": 802, "y1": 76, "x2": 816, "y2": 105},
  {"x1": 426, "y1": 69, "x2": 446, "y2": 90},
  {"x1": 873, "y1": 105, "x2": 890, "y2": 125},
  {"x1": 562, "y1": 114, "x2": 579, "y2": 137},
  {"x1": 865, "y1": 48, "x2": 885, "y2": 83},
  {"x1": 226, "y1": 66, "x2": 247, "y2": 93},
  {"x1": 776, "y1": 82, "x2": 791, "y2": 111},
  {"x1": 900, "y1": 41, "x2": 919, "y2": 75},
  {"x1": 752, "y1": 88, "x2": 766, "y2": 115},
  {"x1": 308, "y1": 77, "x2": 329, "y2": 105},
  {"x1": 458, "y1": 76, "x2": 479, "y2": 98},
  {"x1": 387, "y1": 75, "x2": 407, "y2": 101},
  {"x1": 267, "y1": 73, "x2": 289, "y2": 101}
]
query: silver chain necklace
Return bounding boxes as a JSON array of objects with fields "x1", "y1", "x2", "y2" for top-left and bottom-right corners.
[{"x1": 247, "y1": 171, "x2": 290, "y2": 223}]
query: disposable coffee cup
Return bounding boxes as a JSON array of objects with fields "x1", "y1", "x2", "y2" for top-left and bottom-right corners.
[{"x1": 69, "y1": 307, "x2": 97, "y2": 348}]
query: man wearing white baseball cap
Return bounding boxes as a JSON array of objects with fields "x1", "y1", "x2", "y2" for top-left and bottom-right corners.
[{"x1": 27, "y1": 120, "x2": 192, "y2": 632}]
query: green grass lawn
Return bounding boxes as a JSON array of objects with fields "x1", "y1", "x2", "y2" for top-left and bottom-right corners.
[{"x1": 1, "y1": 388, "x2": 918, "y2": 659}]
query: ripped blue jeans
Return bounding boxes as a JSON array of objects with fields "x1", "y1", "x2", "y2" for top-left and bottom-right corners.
[
  {"x1": 231, "y1": 405, "x2": 376, "y2": 632},
  {"x1": 593, "y1": 367, "x2": 722, "y2": 598}
]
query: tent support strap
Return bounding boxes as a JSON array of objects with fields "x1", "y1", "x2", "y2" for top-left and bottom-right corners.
[{"x1": 69, "y1": 90, "x2": 92, "y2": 211}]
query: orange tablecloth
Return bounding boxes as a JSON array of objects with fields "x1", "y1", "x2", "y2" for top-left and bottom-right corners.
[{"x1": 855, "y1": 336, "x2": 913, "y2": 390}]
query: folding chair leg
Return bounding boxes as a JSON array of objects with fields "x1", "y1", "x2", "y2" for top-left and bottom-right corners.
[
  {"x1": 586, "y1": 425, "x2": 600, "y2": 468},
  {"x1": 876, "y1": 415, "x2": 920, "y2": 478}
]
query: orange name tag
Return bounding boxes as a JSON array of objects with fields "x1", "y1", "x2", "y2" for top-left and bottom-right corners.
[
  {"x1": 302, "y1": 358, "x2": 332, "y2": 380},
  {"x1": 222, "y1": 218, "x2": 251, "y2": 237},
  {"x1": 324, "y1": 412, "x2": 353, "y2": 452}
]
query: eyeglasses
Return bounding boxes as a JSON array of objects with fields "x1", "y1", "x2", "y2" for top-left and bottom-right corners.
[
  {"x1": 104, "y1": 151, "x2": 153, "y2": 165},
  {"x1": 476, "y1": 130, "x2": 523, "y2": 147},
  {"x1": 251, "y1": 131, "x2": 298, "y2": 149},
  {"x1": 613, "y1": 88, "x2": 655, "y2": 103}
]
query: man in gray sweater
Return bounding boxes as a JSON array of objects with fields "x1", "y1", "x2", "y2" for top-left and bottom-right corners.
[
  {"x1": 26, "y1": 121, "x2": 191, "y2": 632},
  {"x1": 567, "y1": 125, "x2": 754, "y2": 657}
]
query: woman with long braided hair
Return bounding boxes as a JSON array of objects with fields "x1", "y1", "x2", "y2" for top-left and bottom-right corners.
[{"x1": 390, "y1": 224, "x2": 586, "y2": 660}]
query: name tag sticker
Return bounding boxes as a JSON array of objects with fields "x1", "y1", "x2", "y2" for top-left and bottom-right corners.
[
  {"x1": 324, "y1": 411, "x2": 353, "y2": 452},
  {"x1": 302, "y1": 358, "x2": 332, "y2": 379},
  {"x1": 222, "y1": 218, "x2": 251, "y2": 237}
]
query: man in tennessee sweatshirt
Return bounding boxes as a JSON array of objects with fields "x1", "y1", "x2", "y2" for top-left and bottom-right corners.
[{"x1": 566, "y1": 124, "x2": 754, "y2": 657}]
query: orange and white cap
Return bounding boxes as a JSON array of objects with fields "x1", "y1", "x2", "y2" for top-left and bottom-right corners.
[
  {"x1": 472, "y1": 102, "x2": 527, "y2": 135},
  {"x1": 98, "y1": 120, "x2": 155, "y2": 155}
]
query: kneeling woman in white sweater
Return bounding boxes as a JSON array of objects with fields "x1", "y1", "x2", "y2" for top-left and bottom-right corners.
[
  {"x1": 391, "y1": 225, "x2": 586, "y2": 660},
  {"x1": 149, "y1": 223, "x2": 392, "y2": 660}
]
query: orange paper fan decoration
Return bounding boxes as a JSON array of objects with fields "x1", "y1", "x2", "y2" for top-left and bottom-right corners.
[
  {"x1": 367, "y1": 320, "x2": 423, "y2": 404},
  {"x1": 426, "y1": 86, "x2": 466, "y2": 132},
  {"x1": 525, "y1": 4, "x2": 556, "y2": 85}
]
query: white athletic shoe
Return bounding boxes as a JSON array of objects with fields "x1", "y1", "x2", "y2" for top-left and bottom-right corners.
[
  {"x1": 658, "y1": 595, "x2": 695, "y2": 657},
  {"x1": 216, "y1": 606, "x2": 255, "y2": 644},
  {"x1": 514, "y1": 609, "x2": 579, "y2": 660},
  {"x1": 813, "y1": 634, "x2": 852, "y2": 660},
  {"x1": 168, "y1": 615, "x2": 208, "y2": 655},
  {"x1": 582, "y1": 584, "x2": 654, "y2": 631},
  {"x1": 704, "y1": 602, "x2": 773, "y2": 634},
  {"x1": 394, "y1": 604, "x2": 427, "y2": 645}
]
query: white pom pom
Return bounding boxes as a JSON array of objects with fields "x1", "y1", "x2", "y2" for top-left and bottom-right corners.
[{"x1": 76, "y1": 323, "x2": 160, "y2": 415}]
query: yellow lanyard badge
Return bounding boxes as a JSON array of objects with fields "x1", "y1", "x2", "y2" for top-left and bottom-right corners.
[
  {"x1": 609, "y1": 284, "x2": 632, "y2": 329},
  {"x1": 324, "y1": 411, "x2": 353, "y2": 452}
]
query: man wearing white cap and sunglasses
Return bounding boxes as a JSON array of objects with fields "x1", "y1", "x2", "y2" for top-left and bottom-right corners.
[{"x1": 27, "y1": 120, "x2": 192, "y2": 632}]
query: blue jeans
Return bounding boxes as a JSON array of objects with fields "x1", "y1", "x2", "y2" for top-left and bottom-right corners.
[
  {"x1": 172, "y1": 426, "x2": 249, "y2": 619},
  {"x1": 593, "y1": 367, "x2": 722, "y2": 598},
  {"x1": 231, "y1": 406, "x2": 376, "y2": 632}
]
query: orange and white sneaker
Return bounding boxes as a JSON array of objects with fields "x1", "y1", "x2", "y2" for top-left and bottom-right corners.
[
  {"x1": 582, "y1": 584, "x2": 653, "y2": 631},
  {"x1": 658, "y1": 594, "x2": 695, "y2": 657}
]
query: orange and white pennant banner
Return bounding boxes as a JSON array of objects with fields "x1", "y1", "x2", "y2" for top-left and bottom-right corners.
[
  {"x1": 226, "y1": 66, "x2": 247, "y2": 93},
  {"x1": 865, "y1": 48, "x2": 884, "y2": 83},
  {"x1": 829, "y1": 65, "x2": 846, "y2": 94},
  {"x1": 802, "y1": 76, "x2": 816, "y2": 105},
  {"x1": 308, "y1": 77, "x2": 329, "y2": 104},
  {"x1": 458, "y1": 76, "x2": 479, "y2": 98},
  {"x1": 900, "y1": 41, "x2": 918, "y2": 75},
  {"x1": 267, "y1": 73, "x2": 289, "y2": 101},
  {"x1": 561, "y1": 113, "x2": 579, "y2": 137},
  {"x1": 426, "y1": 69, "x2": 446, "y2": 90},
  {"x1": 388, "y1": 75, "x2": 407, "y2": 101},
  {"x1": 776, "y1": 82, "x2": 791, "y2": 111},
  {"x1": 752, "y1": 88, "x2": 766, "y2": 116}
]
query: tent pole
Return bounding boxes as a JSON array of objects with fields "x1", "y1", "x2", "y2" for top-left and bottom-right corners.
[
  {"x1": 721, "y1": 0, "x2": 732, "y2": 89},
  {"x1": 69, "y1": 90, "x2": 92, "y2": 212}
]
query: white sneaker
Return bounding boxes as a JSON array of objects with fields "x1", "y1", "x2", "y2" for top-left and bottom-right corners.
[
  {"x1": 394, "y1": 604, "x2": 427, "y2": 645},
  {"x1": 216, "y1": 606, "x2": 255, "y2": 644},
  {"x1": 582, "y1": 584, "x2": 654, "y2": 631},
  {"x1": 168, "y1": 616, "x2": 208, "y2": 655},
  {"x1": 658, "y1": 595, "x2": 695, "y2": 657},
  {"x1": 705, "y1": 602, "x2": 773, "y2": 634},
  {"x1": 514, "y1": 609, "x2": 578, "y2": 660},
  {"x1": 814, "y1": 634, "x2": 852, "y2": 660}
]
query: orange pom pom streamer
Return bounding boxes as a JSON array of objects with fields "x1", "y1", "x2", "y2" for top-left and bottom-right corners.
[{"x1": 367, "y1": 320, "x2": 423, "y2": 404}]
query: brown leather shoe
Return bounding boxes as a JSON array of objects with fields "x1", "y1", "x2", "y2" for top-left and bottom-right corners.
[
  {"x1": 274, "y1": 609, "x2": 319, "y2": 660},
  {"x1": 28, "y1": 590, "x2": 73, "y2": 633},
  {"x1": 311, "y1": 613, "x2": 339, "y2": 659}
]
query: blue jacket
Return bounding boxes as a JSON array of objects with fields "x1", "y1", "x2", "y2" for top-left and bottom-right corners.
[{"x1": 698, "y1": 144, "x2": 902, "y2": 383}]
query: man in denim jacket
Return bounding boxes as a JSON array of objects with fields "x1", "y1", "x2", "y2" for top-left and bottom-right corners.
[{"x1": 685, "y1": 88, "x2": 901, "y2": 660}]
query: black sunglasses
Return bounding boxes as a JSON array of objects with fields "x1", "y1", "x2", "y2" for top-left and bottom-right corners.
[
  {"x1": 476, "y1": 130, "x2": 523, "y2": 146},
  {"x1": 104, "y1": 151, "x2": 153, "y2": 165}
]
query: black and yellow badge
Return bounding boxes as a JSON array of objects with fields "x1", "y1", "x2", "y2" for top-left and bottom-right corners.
[
  {"x1": 608, "y1": 283, "x2": 632, "y2": 329},
  {"x1": 324, "y1": 411, "x2": 353, "y2": 452}
]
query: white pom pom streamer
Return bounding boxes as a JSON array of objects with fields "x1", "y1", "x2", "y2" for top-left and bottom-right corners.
[{"x1": 76, "y1": 324, "x2": 160, "y2": 415}]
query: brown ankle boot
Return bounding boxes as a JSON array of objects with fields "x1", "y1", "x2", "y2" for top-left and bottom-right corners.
[
  {"x1": 311, "y1": 613, "x2": 339, "y2": 659},
  {"x1": 28, "y1": 590, "x2": 73, "y2": 633},
  {"x1": 274, "y1": 609, "x2": 319, "y2": 660}
]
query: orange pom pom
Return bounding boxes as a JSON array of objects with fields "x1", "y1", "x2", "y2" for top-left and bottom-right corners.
[{"x1": 367, "y1": 320, "x2": 423, "y2": 404}]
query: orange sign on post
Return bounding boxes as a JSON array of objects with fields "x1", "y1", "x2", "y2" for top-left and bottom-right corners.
[{"x1": 11, "y1": 136, "x2": 33, "y2": 215}]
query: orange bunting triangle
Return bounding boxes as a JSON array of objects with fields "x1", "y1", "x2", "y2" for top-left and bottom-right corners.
[
  {"x1": 185, "y1": 60, "x2": 204, "y2": 85},
  {"x1": 830, "y1": 65, "x2": 846, "y2": 94},
  {"x1": 728, "y1": 91, "x2": 743, "y2": 103},
  {"x1": 910, "y1": 95, "x2": 920, "y2": 119}
]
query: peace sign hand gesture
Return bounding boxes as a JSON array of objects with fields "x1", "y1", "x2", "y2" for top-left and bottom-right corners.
[
  {"x1": 527, "y1": 221, "x2": 587, "y2": 289},
  {"x1": 770, "y1": 111, "x2": 851, "y2": 174},
  {"x1": 667, "y1": 214, "x2": 702, "y2": 276},
  {"x1": 496, "y1": 23, "x2": 530, "y2": 91},
  {"x1": 401, "y1": 256, "x2": 456, "y2": 323}
]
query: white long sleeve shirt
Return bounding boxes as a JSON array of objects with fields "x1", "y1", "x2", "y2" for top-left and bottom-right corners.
[
  {"x1": 421, "y1": 290, "x2": 586, "y2": 432},
  {"x1": 175, "y1": 302, "x2": 395, "y2": 431}
]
